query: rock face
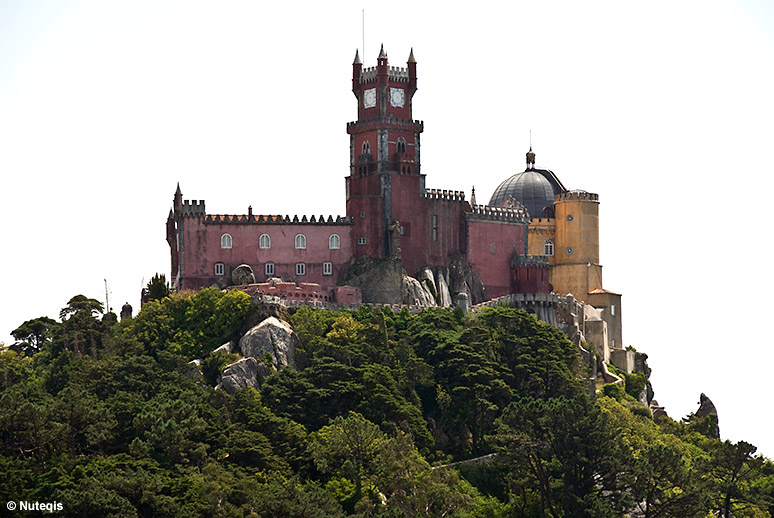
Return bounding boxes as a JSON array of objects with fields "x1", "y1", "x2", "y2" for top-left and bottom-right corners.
[
  {"x1": 693, "y1": 393, "x2": 720, "y2": 439},
  {"x1": 339, "y1": 256, "x2": 405, "y2": 303},
  {"x1": 402, "y1": 275, "x2": 436, "y2": 307},
  {"x1": 217, "y1": 357, "x2": 259, "y2": 394},
  {"x1": 213, "y1": 341, "x2": 234, "y2": 355},
  {"x1": 239, "y1": 317, "x2": 298, "y2": 370},
  {"x1": 448, "y1": 252, "x2": 486, "y2": 305},
  {"x1": 231, "y1": 264, "x2": 256, "y2": 286}
]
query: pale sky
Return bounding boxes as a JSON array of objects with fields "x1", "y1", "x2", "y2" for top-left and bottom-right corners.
[{"x1": 2, "y1": 1, "x2": 773, "y2": 457}]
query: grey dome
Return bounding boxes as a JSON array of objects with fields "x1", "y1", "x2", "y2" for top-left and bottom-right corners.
[{"x1": 488, "y1": 169, "x2": 566, "y2": 218}]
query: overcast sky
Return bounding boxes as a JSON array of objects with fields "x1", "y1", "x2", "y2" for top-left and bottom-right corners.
[{"x1": 2, "y1": 1, "x2": 773, "y2": 457}]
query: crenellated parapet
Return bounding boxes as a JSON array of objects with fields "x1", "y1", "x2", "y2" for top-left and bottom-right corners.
[
  {"x1": 466, "y1": 204, "x2": 530, "y2": 224},
  {"x1": 347, "y1": 117, "x2": 423, "y2": 134},
  {"x1": 512, "y1": 254, "x2": 549, "y2": 268},
  {"x1": 359, "y1": 65, "x2": 410, "y2": 84},
  {"x1": 423, "y1": 188, "x2": 466, "y2": 201},
  {"x1": 555, "y1": 190, "x2": 599, "y2": 203},
  {"x1": 181, "y1": 200, "x2": 206, "y2": 215},
  {"x1": 204, "y1": 214, "x2": 352, "y2": 225}
]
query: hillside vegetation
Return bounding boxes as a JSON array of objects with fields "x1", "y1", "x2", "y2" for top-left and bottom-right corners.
[{"x1": 2, "y1": 288, "x2": 773, "y2": 517}]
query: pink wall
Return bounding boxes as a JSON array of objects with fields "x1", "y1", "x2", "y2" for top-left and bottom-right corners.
[
  {"x1": 180, "y1": 216, "x2": 352, "y2": 289},
  {"x1": 466, "y1": 220, "x2": 526, "y2": 299}
]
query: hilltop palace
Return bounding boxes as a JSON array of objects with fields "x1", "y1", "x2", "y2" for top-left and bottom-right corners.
[{"x1": 166, "y1": 46, "x2": 628, "y2": 368}]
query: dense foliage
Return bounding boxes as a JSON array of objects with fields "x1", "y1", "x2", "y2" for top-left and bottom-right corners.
[{"x1": 2, "y1": 290, "x2": 773, "y2": 517}]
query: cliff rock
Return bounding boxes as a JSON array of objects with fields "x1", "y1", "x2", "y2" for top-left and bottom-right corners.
[
  {"x1": 231, "y1": 264, "x2": 256, "y2": 286},
  {"x1": 217, "y1": 357, "x2": 258, "y2": 394},
  {"x1": 448, "y1": 252, "x2": 486, "y2": 304},
  {"x1": 239, "y1": 316, "x2": 298, "y2": 370},
  {"x1": 402, "y1": 275, "x2": 437, "y2": 307},
  {"x1": 339, "y1": 256, "x2": 405, "y2": 304}
]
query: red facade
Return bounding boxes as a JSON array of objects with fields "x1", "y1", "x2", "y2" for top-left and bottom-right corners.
[{"x1": 167, "y1": 47, "x2": 549, "y2": 303}]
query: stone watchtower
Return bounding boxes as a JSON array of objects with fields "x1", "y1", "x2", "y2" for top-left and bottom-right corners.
[{"x1": 346, "y1": 46, "x2": 425, "y2": 262}]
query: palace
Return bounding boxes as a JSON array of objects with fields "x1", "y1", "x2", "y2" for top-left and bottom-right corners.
[{"x1": 166, "y1": 46, "x2": 622, "y2": 352}]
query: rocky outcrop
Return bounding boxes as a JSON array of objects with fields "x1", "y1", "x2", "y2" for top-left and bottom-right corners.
[
  {"x1": 216, "y1": 357, "x2": 272, "y2": 394},
  {"x1": 696, "y1": 392, "x2": 718, "y2": 419},
  {"x1": 448, "y1": 252, "x2": 486, "y2": 305},
  {"x1": 435, "y1": 269, "x2": 453, "y2": 307},
  {"x1": 402, "y1": 275, "x2": 436, "y2": 307},
  {"x1": 239, "y1": 317, "x2": 298, "y2": 370},
  {"x1": 213, "y1": 341, "x2": 235, "y2": 355},
  {"x1": 232, "y1": 264, "x2": 256, "y2": 286},
  {"x1": 339, "y1": 256, "x2": 405, "y2": 304}
]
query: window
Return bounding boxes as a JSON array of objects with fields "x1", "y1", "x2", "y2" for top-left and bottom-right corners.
[
  {"x1": 329, "y1": 234, "x2": 340, "y2": 249},
  {"x1": 490, "y1": 242, "x2": 496, "y2": 255},
  {"x1": 221, "y1": 233, "x2": 232, "y2": 249},
  {"x1": 358, "y1": 237, "x2": 367, "y2": 245},
  {"x1": 265, "y1": 263, "x2": 275, "y2": 276},
  {"x1": 296, "y1": 263, "x2": 306, "y2": 276},
  {"x1": 214, "y1": 263, "x2": 224, "y2": 276},
  {"x1": 323, "y1": 262, "x2": 333, "y2": 275},
  {"x1": 259, "y1": 234, "x2": 271, "y2": 249},
  {"x1": 611, "y1": 304, "x2": 616, "y2": 317},
  {"x1": 295, "y1": 234, "x2": 306, "y2": 249},
  {"x1": 544, "y1": 239, "x2": 555, "y2": 256},
  {"x1": 360, "y1": 211, "x2": 366, "y2": 219},
  {"x1": 397, "y1": 137, "x2": 407, "y2": 153},
  {"x1": 612, "y1": 339, "x2": 616, "y2": 348},
  {"x1": 362, "y1": 140, "x2": 370, "y2": 155},
  {"x1": 432, "y1": 215, "x2": 438, "y2": 241}
]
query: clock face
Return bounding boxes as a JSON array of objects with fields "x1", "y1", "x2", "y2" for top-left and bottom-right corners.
[
  {"x1": 389, "y1": 87, "x2": 405, "y2": 108},
  {"x1": 363, "y1": 88, "x2": 377, "y2": 109}
]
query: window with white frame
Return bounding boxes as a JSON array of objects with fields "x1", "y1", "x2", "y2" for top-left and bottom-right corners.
[
  {"x1": 329, "y1": 234, "x2": 340, "y2": 249},
  {"x1": 397, "y1": 137, "x2": 407, "y2": 153},
  {"x1": 259, "y1": 233, "x2": 271, "y2": 249},
  {"x1": 544, "y1": 239, "x2": 555, "y2": 256},
  {"x1": 221, "y1": 233, "x2": 232, "y2": 249},
  {"x1": 265, "y1": 263, "x2": 275, "y2": 276},
  {"x1": 323, "y1": 262, "x2": 333, "y2": 275},
  {"x1": 295, "y1": 234, "x2": 306, "y2": 249},
  {"x1": 296, "y1": 263, "x2": 306, "y2": 276},
  {"x1": 214, "y1": 263, "x2": 224, "y2": 276},
  {"x1": 357, "y1": 237, "x2": 367, "y2": 245}
]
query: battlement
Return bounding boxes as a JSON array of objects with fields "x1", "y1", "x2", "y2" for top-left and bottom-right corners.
[
  {"x1": 512, "y1": 254, "x2": 550, "y2": 268},
  {"x1": 347, "y1": 117, "x2": 423, "y2": 133},
  {"x1": 181, "y1": 200, "x2": 206, "y2": 215},
  {"x1": 466, "y1": 204, "x2": 530, "y2": 224},
  {"x1": 359, "y1": 65, "x2": 410, "y2": 84},
  {"x1": 204, "y1": 214, "x2": 351, "y2": 225},
  {"x1": 555, "y1": 190, "x2": 599, "y2": 203},
  {"x1": 423, "y1": 188, "x2": 466, "y2": 201}
]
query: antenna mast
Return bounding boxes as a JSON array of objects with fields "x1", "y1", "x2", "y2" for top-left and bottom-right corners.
[
  {"x1": 104, "y1": 279, "x2": 111, "y2": 314},
  {"x1": 362, "y1": 10, "x2": 365, "y2": 62}
]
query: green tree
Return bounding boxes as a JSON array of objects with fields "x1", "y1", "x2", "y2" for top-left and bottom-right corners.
[
  {"x1": 308, "y1": 412, "x2": 386, "y2": 509},
  {"x1": 10, "y1": 316, "x2": 60, "y2": 355},
  {"x1": 145, "y1": 273, "x2": 170, "y2": 301}
]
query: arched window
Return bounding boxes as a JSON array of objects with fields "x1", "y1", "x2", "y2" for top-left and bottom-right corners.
[
  {"x1": 362, "y1": 141, "x2": 370, "y2": 155},
  {"x1": 259, "y1": 233, "x2": 271, "y2": 249},
  {"x1": 544, "y1": 239, "x2": 555, "y2": 256},
  {"x1": 221, "y1": 233, "x2": 232, "y2": 249},
  {"x1": 329, "y1": 234, "x2": 340, "y2": 249},
  {"x1": 397, "y1": 137, "x2": 406, "y2": 153},
  {"x1": 295, "y1": 234, "x2": 306, "y2": 249}
]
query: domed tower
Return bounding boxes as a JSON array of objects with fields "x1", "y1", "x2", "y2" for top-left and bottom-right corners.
[
  {"x1": 489, "y1": 148, "x2": 566, "y2": 262},
  {"x1": 489, "y1": 147, "x2": 566, "y2": 218}
]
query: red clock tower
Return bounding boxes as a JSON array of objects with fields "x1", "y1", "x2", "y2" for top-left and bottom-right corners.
[{"x1": 346, "y1": 46, "x2": 425, "y2": 261}]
